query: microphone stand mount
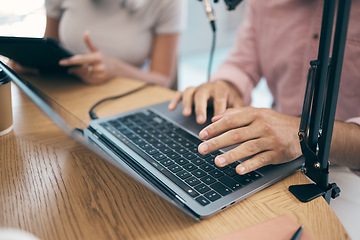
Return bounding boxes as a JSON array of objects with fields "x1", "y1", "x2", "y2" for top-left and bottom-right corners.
[{"x1": 289, "y1": 0, "x2": 352, "y2": 203}]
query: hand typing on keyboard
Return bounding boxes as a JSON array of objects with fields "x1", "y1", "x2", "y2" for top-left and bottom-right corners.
[
  {"x1": 168, "y1": 80, "x2": 243, "y2": 124},
  {"x1": 168, "y1": 80, "x2": 303, "y2": 175},
  {"x1": 197, "y1": 107, "x2": 302, "y2": 175}
]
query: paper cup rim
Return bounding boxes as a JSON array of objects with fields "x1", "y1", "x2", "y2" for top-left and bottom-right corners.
[{"x1": 0, "y1": 124, "x2": 13, "y2": 136}]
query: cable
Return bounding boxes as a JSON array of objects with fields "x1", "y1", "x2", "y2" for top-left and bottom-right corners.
[
  {"x1": 89, "y1": 83, "x2": 153, "y2": 120},
  {"x1": 207, "y1": 27, "x2": 217, "y2": 82}
]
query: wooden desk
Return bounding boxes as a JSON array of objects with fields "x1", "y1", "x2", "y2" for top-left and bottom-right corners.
[{"x1": 0, "y1": 75, "x2": 350, "y2": 240}]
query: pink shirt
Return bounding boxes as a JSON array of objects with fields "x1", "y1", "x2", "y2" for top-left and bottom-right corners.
[{"x1": 211, "y1": 0, "x2": 360, "y2": 125}]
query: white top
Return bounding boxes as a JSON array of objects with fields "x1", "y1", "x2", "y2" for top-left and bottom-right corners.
[{"x1": 45, "y1": 0, "x2": 187, "y2": 67}]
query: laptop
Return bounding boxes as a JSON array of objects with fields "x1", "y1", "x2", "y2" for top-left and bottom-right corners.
[{"x1": 0, "y1": 61, "x2": 304, "y2": 220}]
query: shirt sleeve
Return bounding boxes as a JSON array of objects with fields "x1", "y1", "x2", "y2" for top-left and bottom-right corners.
[
  {"x1": 45, "y1": 0, "x2": 63, "y2": 19},
  {"x1": 154, "y1": 0, "x2": 187, "y2": 34},
  {"x1": 346, "y1": 117, "x2": 360, "y2": 125},
  {"x1": 210, "y1": 0, "x2": 262, "y2": 106}
]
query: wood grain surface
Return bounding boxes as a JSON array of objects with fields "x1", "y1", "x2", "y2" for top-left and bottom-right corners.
[{"x1": 0, "y1": 75, "x2": 350, "y2": 240}]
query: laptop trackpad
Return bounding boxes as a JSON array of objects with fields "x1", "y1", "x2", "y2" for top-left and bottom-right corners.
[{"x1": 150, "y1": 101, "x2": 213, "y2": 137}]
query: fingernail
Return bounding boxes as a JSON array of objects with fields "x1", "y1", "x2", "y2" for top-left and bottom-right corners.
[
  {"x1": 183, "y1": 107, "x2": 191, "y2": 115},
  {"x1": 199, "y1": 143, "x2": 208, "y2": 154},
  {"x1": 199, "y1": 129, "x2": 208, "y2": 139},
  {"x1": 197, "y1": 115, "x2": 205, "y2": 123},
  {"x1": 216, "y1": 156, "x2": 226, "y2": 167},
  {"x1": 237, "y1": 166, "x2": 246, "y2": 174},
  {"x1": 59, "y1": 59, "x2": 67, "y2": 65}
]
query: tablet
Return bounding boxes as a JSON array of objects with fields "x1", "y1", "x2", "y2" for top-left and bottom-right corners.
[{"x1": 0, "y1": 36, "x2": 73, "y2": 73}]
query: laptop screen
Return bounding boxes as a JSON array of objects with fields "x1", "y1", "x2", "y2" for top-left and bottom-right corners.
[{"x1": 0, "y1": 60, "x2": 88, "y2": 142}]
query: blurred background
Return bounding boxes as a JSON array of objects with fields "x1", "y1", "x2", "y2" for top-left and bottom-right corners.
[{"x1": 0, "y1": 0, "x2": 272, "y2": 108}]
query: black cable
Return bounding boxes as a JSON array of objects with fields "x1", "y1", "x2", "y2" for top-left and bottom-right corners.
[
  {"x1": 89, "y1": 83, "x2": 153, "y2": 120},
  {"x1": 207, "y1": 22, "x2": 217, "y2": 82}
]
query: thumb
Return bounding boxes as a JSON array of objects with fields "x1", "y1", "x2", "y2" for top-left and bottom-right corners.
[{"x1": 83, "y1": 31, "x2": 99, "y2": 53}]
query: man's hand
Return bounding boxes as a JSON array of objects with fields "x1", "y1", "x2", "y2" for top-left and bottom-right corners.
[
  {"x1": 197, "y1": 107, "x2": 302, "y2": 174},
  {"x1": 59, "y1": 31, "x2": 116, "y2": 85},
  {"x1": 168, "y1": 80, "x2": 244, "y2": 124}
]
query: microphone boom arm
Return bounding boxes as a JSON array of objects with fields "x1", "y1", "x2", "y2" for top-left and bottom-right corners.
[{"x1": 289, "y1": 0, "x2": 352, "y2": 204}]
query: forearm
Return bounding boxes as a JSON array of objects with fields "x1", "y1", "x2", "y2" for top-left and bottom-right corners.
[
  {"x1": 44, "y1": 16, "x2": 60, "y2": 41},
  {"x1": 330, "y1": 121, "x2": 360, "y2": 170}
]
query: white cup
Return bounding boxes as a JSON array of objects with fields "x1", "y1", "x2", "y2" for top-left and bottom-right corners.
[
  {"x1": 0, "y1": 68, "x2": 13, "y2": 136},
  {"x1": 0, "y1": 228, "x2": 40, "y2": 240}
]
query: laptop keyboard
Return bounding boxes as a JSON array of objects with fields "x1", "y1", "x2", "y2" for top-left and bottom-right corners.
[{"x1": 101, "y1": 110, "x2": 262, "y2": 206}]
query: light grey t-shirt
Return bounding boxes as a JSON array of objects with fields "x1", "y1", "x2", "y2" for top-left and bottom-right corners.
[{"x1": 45, "y1": 0, "x2": 187, "y2": 67}]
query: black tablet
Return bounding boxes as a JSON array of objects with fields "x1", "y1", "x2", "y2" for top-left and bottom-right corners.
[{"x1": 0, "y1": 36, "x2": 73, "y2": 73}]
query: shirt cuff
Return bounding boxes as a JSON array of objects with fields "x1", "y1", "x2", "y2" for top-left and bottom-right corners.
[{"x1": 345, "y1": 117, "x2": 360, "y2": 126}]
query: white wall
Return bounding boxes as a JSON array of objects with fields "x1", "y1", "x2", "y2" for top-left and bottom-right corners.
[{"x1": 180, "y1": 0, "x2": 245, "y2": 56}]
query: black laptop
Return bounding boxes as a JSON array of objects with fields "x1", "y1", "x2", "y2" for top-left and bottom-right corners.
[{"x1": 0, "y1": 61, "x2": 304, "y2": 220}]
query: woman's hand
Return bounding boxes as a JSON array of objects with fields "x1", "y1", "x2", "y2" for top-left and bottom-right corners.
[
  {"x1": 198, "y1": 107, "x2": 302, "y2": 174},
  {"x1": 59, "y1": 32, "x2": 117, "y2": 85}
]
